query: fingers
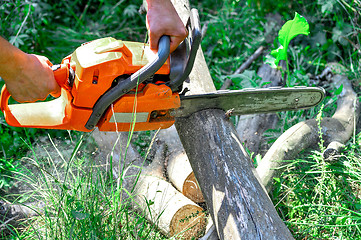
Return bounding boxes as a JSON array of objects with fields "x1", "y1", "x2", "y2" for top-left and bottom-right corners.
[
  {"x1": 8, "y1": 54, "x2": 61, "y2": 103},
  {"x1": 146, "y1": 0, "x2": 188, "y2": 53},
  {"x1": 149, "y1": 31, "x2": 161, "y2": 51},
  {"x1": 33, "y1": 54, "x2": 53, "y2": 66},
  {"x1": 148, "y1": 26, "x2": 188, "y2": 53},
  {"x1": 169, "y1": 28, "x2": 188, "y2": 53},
  {"x1": 32, "y1": 54, "x2": 61, "y2": 97}
]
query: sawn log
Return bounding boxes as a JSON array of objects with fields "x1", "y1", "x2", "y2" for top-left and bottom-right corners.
[{"x1": 169, "y1": 1, "x2": 294, "y2": 239}]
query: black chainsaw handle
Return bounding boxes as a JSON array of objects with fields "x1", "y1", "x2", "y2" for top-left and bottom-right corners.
[{"x1": 85, "y1": 35, "x2": 170, "y2": 130}]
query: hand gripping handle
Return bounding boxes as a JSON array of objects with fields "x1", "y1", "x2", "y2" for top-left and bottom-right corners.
[{"x1": 0, "y1": 64, "x2": 71, "y2": 127}]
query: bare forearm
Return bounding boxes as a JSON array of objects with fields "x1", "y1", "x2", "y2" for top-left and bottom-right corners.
[
  {"x1": 0, "y1": 36, "x2": 27, "y2": 84},
  {"x1": 0, "y1": 36, "x2": 60, "y2": 102}
]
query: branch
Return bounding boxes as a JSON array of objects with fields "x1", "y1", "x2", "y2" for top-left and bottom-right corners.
[{"x1": 257, "y1": 71, "x2": 360, "y2": 192}]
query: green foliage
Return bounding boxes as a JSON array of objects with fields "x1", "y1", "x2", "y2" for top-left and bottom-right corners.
[
  {"x1": 273, "y1": 134, "x2": 361, "y2": 238},
  {"x1": 223, "y1": 70, "x2": 263, "y2": 89},
  {"x1": 270, "y1": 13, "x2": 310, "y2": 66},
  {"x1": 316, "y1": 104, "x2": 325, "y2": 151},
  {"x1": 0, "y1": 0, "x2": 360, "y2": 239},
  {"x1": 267, "y1": 12, "x2": 310, "y2": 86},
  {"x1": 0, "y1": 0, "x2": 145, "y2": 62},
  {"x1": 199, "y1": 1, "x2": 267, "y2": 89},
  {"x1": 132, "y1": 130, "x2": 157, "y2": 160},
  {"x1": 0, "y1": 157, "x2": 16, "y2": 190}
]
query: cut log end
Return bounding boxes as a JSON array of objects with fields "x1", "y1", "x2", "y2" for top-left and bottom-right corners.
[
  {"x1": 169, "y1": 204, "x2": 207, "y2": 240},
  {"x1": 183, "y1": 172, "x2": 205, "y2": 203},
  {"x1": 323, "y1": 141, "x2": 345, "y2": 162}
]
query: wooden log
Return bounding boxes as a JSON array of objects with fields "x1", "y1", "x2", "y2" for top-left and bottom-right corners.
[
  {"x1": 168, "y1": 1, "x2": 293, "y2": 239},
  {"x1": 167, "y1": 152, "x2": 205, "y2": 203},
  {"x1": 0, "y1": 200, "x2": 41, "y2": 234},
  {"x1": 92, "y1": 130, "x2": 207, "y2": 239},
  {"x1": 158, "y1": 126, "x2": 205, "y2": 203},
  {"x1": 176, "y1": 109, "x2": 294, "y2": 239},
  {"x1": 256, "y1": 72, "x2": 360, "y2": 192},
  {"x1": 323, "y1": 141, "x2": 345, "y2": 162},
  {"x1": 133, "y1": 170, "x2": 206, "y2": 239}
]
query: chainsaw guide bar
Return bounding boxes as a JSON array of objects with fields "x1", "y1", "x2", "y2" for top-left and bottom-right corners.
[{"x1": 175, "y1": 86, "x2": 325, "y2": 118}]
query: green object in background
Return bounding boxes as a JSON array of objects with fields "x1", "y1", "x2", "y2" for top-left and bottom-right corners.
[
  {"x1": 271, "y1": 12, "x2": 310, "y2": 65},
  {"x1": 268, "y1": 12, "x2": 310, "y2": 85}
]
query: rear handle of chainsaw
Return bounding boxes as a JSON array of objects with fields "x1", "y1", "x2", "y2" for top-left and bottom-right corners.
[
  {"x1": 0, "y1": 63, "x2": 74, "y2": 128},
  {"x1": 52, "y1": 64, "x2": 75, "y2": 89},
  {"x1": 1, "y1": 63, "x2": 72, "y2": 104}
]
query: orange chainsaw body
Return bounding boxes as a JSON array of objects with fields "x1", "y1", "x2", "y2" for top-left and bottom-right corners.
[{"x1": 0, "y1": 37, "x2": 180, "y2": 132}]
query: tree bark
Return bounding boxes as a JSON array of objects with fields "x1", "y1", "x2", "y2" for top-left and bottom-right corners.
[
  {"x1": 158, "y1": 126, "x2": 205, "y2": 203},
  {"x1": 176, "y1": 110, "x2": 293, "y2": 239},
  {"x1": 169, "y1": 1, "x2": 293, "y2": 239}
]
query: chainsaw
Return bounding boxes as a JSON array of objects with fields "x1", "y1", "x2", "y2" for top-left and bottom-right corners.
[{"x1": 0, "y1": 9, "x2": 325, "y2": 132}]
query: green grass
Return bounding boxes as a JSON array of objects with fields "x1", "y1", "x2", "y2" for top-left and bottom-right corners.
[
  {"x1": 272, "y1": 135, "x2": 361, "y2": 239},
  {"x1": 0, "y1": 0, "x2": 361, "y2": 239},
  {"x1": 1, "y1": 133, "x2": 167, "y2": 239}
]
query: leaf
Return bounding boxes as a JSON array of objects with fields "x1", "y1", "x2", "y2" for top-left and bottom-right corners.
[
  {"x1": 335, "y1": 216, "x2": 347, "y2": 225},
  {"x1": 334, "y1": 84, "x2": 343, "y2": 96},
  {"x1": 271, "y1": 12, "x2": 310, "y2": 65},
  {"x1": 318, "y1": 0, "x2": 337, "y2": 14},
  {"x1": 264, "y1": 54, "x2": 278, "y2": 69},
  {"x1": 226, "y1": 70, "x2": 260, "y2": 88},
  {"x1": 273, "y1": 177, "x2": 281, "y2": 183}
]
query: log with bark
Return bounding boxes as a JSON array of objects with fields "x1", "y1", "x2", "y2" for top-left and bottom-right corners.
[
  {"x1": 165, "y1": 1, "x2": 294, "y2": 239},
  {"x1": 157, "y1": 126, "x2": 205, "y2": 203},
  {"x1": 256, "y1": 68, "x2": 360, "y2": 192},
  {"x1": 92, "y1": 130, "x2": 207, "y2": 239},
  {"x1": 0, "y1": 200, "x2": 41, "y2": 235}
]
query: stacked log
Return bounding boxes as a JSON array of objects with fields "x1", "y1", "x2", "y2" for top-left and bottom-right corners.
[{"x1": 92, "y1": 129, "x2": 207, "y2": 239}]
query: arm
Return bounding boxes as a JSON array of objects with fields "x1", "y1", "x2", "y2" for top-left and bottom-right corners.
[
  {"x1": 146, "y1": 0, "x2": 188, "y2": 53},
  {"x1": 0, "y1": 37, "x2": 60, "y2": 102}
]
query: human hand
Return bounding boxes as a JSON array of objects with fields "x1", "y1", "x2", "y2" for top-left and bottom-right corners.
[
  {"x1": 146, "y1": 0, "x2": 188, "y2": 53},
  {"x1": 3, "y1": 54, "x2": 60, "y2": 102}
]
